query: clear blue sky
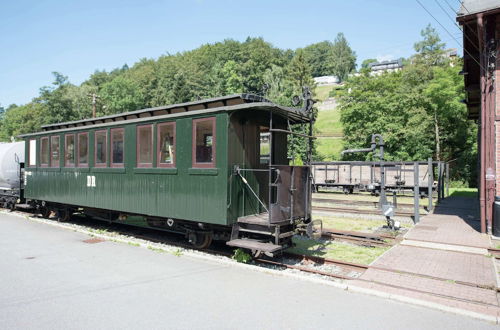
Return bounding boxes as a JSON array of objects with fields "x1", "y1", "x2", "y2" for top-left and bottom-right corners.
[{"x1": 0, "y1": 0, "x2": 463, "y2": 107}]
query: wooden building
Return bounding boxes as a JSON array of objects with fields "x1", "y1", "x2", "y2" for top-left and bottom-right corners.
[{"x1": 457, "y1": 0, "x2": 500, "y2": 234}]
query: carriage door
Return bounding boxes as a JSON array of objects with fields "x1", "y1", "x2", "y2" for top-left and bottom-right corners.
[{"x1": 269, "y1": 165, "x2": 310, "y2": 223}]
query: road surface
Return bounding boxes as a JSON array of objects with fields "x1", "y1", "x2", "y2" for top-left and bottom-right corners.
[{"x1": 0, "y1": 212, "x2": 496, "y2": 329}]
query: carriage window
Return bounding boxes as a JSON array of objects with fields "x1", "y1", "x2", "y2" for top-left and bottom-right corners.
[
  {"x1": 192, "y1": 117, "x2": 215, "y2": 167},
  {"x1": 65, "y1": 134, "x2": 75, "y2": 167},
  {"x1": 260, "y1": 128, "x2": 270, "y2": 165},
  {"x1": 111, "y1": 128, "x2": 124, "y2": 167},
  {"x1": 29, "y1": 139, "x2": 37, "y2": 167},
  {"x1": 157, "y1": 122, "x2": 175, "y2": 167},
  {"x1": 50, "y1": 136, "x2": 60, "y2": 167},
  {"x1": 40, "y1": 137, "x2": 49, "y2": 166},
  {"x1": 95, "y1": 130, "x2": 107, "y2": 167},
  {"x1": 77, "y1": 132, "x2": 88, "y2": 167},
  {"x1": 137, "y1": 125, "x2": 153, "y2": 167}
]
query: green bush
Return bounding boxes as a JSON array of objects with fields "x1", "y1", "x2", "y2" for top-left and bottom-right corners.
[{"x1": 232, "y1": 248, "x2": 252, "y2": 263}]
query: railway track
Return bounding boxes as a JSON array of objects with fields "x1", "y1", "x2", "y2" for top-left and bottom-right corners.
[
  {"x1": 322, "y1": 228, "x2": 397, "y2": 247},
  {"x1": 313, "y1": 197, "x2": 420, "y2": 209},
  {"x1": 313, "y1": 205, "x2": 416, "y2": 217},
  {"x1": 488, "y1": 248, "x2": 500, "y2": 259},
  {"x1": 9, "y1": 209, "x2": 370, "y2": 280},
  {"x1": 256, "y1": 252, "x2": 368, "y2": 280},
  {"x1": 8, "y1": 208, "x2": 500, "y2": 310}
]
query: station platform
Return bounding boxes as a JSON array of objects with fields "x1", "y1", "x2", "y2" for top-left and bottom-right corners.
[{"x1": 350, "y1": 196, "x2": 500, "y2": 322}]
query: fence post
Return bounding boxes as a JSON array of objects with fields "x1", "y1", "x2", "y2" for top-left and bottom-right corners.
[
  {"x1": 428, "y1": 158, "x2": 433, "y2": 211},
  {"x1": 414, "y1": 162, "x2": 420, "y2": 223},
  {"x1": 445, "y1": 162, "x2": 450, "y2": 197}
]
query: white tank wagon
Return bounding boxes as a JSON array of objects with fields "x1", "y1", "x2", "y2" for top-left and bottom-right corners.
[{"x1": 0, "y1": 142, "x2": 24, "y2": 189}]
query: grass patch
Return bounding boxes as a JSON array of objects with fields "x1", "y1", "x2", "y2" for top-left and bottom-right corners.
[
  {"x1": 316, "y1": 137, "x2": 343, "y2": 161},
  {"x1": 317, "y1": 215, "x2": 412, "y2": 233},
  {"x1": 315, "y1": 109, "x2": 342, "y2": 136},
  {"x1": 449, "y1": 188, "x2": 478, "y2": 198},
  {"x1": 315, "y1": 85, "x2": 336, "y2": 102},
  {"x1": 289, "y1": 236, "x2": 389, "y2": 265}
]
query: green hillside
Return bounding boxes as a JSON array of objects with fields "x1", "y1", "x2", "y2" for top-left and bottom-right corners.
[{"x1": 314, "y1": 85, "x2": 344, "y2": 161}]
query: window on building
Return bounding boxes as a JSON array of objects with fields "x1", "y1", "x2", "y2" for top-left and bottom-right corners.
[
  {"x1": 40, "y1": 137, "x2": 49, "y2": 166},
  {"x1": 111, "y1": 128, "x2": 124, "y2": 167},
  {"x1": 137, "y1": 125, "x2": 153, "y2": 167},
  {"x1": 157, "y1": 122, "x2": 175, "y2": 167},
  {"x1": 77, "y1": 132, "x2": 88, "y2": 167},
  {"x1": 192, "y1": 117, "x2": 215, "y2": 167},
  {"x1": 29, "y1": 139, "x2": 37, "y2": 167},
  {"x1": 65, "y1": 134, "x2": 75, "y2": 167},
  {"x1": 95, "y1": 130, "x2": 107, "y2": 167},
  {"x1": 50, "y1": 136, "x2": 60, "y2": 167}
]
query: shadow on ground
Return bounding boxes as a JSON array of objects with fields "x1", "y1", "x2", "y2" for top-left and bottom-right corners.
[{"x1": 432, "y1": 196, "x2": 481, "y2": 232}]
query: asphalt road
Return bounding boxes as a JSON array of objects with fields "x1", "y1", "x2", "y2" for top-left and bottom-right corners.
[{"x1": 0, "y1": 212, "x2": 496, "y2": 330}]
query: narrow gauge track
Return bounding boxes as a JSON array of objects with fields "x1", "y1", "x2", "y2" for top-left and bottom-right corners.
[
  {"x1": 313, "y1": 197, "x2": 420, "y2": 210},
  {"x1": 9, "y1": 209, "x2": 369, "y2": 280},
  {"x1": 8, "y1": 208, "x2": 500, "y2": 307},
  {"x1": 313, "y1": 205, "x2": 417, "y2": 217},
  {"x1": 321, "y1": 228, "x2": 397, "y2": 247},
  {"x1": 256, "y1": 252, "x2": 368, "y2": 280},
  {"x1": 488, "y1": 248, "x2": 500, "y2": 259}
]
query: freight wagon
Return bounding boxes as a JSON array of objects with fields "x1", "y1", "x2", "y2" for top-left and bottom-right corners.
[{"x1": 311, "y1": 161, "x2": 438, "y2": 195}]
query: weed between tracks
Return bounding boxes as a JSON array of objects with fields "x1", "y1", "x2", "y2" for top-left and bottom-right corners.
[{"x1": 288, "y1": 236, "x2": 390, "y2": 265}]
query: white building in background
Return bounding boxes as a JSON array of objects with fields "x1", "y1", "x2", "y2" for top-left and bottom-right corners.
[
  {"x1": 313, "y1": 76, "x2": 340, "y2": 86},
  {"x1": 368, "y1": 59, "x2": 403, "y2": 75}
]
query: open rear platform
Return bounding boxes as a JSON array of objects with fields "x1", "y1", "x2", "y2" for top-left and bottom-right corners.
[{"x1": 237, "y1": 213, "x2": 269, "y2": 225}]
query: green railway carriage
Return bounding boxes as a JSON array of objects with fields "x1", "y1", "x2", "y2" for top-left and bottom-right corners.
[{"x1": 20, "y1": 94, "x2": 315, "y2": 254}]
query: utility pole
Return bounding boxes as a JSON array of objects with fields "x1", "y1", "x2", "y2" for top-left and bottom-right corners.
[{"x1": 87, "y1": 93, "x2": 100, "y2": 118}]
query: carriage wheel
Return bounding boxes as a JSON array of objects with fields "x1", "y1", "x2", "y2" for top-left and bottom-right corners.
[
  {"x1": 57, "y1": 208, "x2": 71, "y2": 222},
  {"x1": 189, "y1": 232, "x2": 213, "y2": 249},
  {"x1": 40, "y1": 206, "x2": 51, "y2": 219}
]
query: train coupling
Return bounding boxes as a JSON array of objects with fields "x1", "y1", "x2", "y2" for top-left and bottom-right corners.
[{"x1": 297, "y1": 219, "x2": 322, "y2": 239}]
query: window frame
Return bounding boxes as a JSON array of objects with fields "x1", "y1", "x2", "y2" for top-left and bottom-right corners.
[
  {"x1": 157, "y1": 122, "x2": 176, "y2": 168},
  {"x1": 28, "y1": 139, "x2": 37, "y2": 168},
  {"x1": 110, "y1": 127, "x2": 125, "y2": 168},
  {"x1": 40, "y1": 137, "x2": 49, "y2": 167},
  {"x1": 192, "y1": 117, "x2": 216, "y2": 168},
  {"x1": 94, "y1": 130, "x2": 108, "y2": 168},
  {"x1": 77, "y1": 132, "x2": 89, "y2": 168},
  {"x1": 136, "y1": 124, "x2": 153, "y2": 168},
  {"x1": 50, "y1": 135, "x2": 60, "y2": 168},
  {"x1": 64, "y1": 134, "x2": 76, "y2": 167}
]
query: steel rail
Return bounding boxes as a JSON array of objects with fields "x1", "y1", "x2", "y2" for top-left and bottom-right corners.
[{"x1": 313, "y1": 205, "x2": 415, "y2": 217}]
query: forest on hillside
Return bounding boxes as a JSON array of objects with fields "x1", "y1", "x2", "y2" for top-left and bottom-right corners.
[{"x1": 0, "y1": 26, "x2": 475, "y2": 185}]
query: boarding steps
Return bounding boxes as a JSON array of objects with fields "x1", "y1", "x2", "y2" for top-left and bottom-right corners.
[{"x1": 226, "y1": 213, "x2": 294, "y2": 253}]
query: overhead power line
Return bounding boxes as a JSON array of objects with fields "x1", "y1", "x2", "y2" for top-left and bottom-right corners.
[
  {"x1": 415, "y1": 0, "x2": 485, "y2": 72},
  {"x1": 434, "y1": 0, "x2": 480, "y2": 53}
]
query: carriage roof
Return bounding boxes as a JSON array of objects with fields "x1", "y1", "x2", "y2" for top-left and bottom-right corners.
[{"x1": 19, "y1": 94, "x2": 310, "y2": 138}]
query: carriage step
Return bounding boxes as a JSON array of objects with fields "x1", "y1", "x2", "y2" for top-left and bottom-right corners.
[{"x1": 226, "y1": 239, "x2": 282, "y2": 253}]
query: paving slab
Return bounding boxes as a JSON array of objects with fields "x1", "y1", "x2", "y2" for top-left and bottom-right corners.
[
  {"x1": 352, "y1": 196, "x2": 500, "y2": 320},
  {"x1": 371, "y1": 245, "x2": 497, "y2": 286}
]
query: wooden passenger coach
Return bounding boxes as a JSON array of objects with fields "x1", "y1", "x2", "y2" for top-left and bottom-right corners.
[{"x1": 20, "y1": 94, "x2": 316, "y2": 255}]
